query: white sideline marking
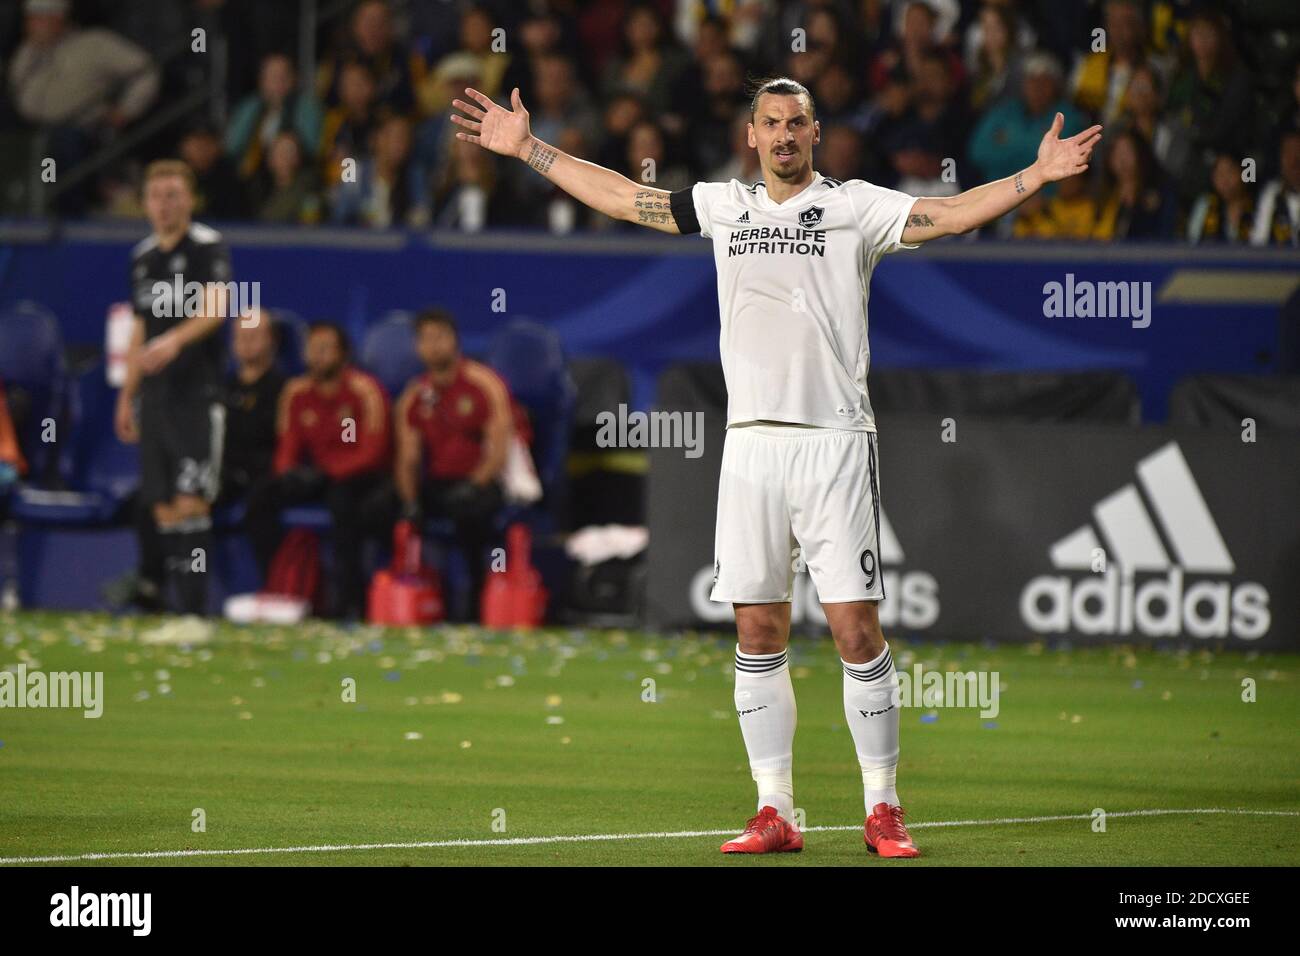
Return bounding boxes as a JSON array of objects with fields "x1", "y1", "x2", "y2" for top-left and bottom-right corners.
[{"x1": 1, "y1": 808, "x2": 1295, "y2": 865}]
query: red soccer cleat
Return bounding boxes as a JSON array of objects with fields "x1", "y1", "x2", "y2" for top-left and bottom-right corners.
[
  {"x1": 864, "y1": 802, "x2": 920, "y2": 858},
  {"x1": 720, "y1": 806, "x2": 804, "y2": 854}
]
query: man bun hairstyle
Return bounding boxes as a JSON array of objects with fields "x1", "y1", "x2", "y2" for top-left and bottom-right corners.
[{"x1": 747, "y1": 76, "x2": 816, "y2": 119}]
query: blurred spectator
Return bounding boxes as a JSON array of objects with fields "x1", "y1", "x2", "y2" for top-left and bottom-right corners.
[
  {"x1": 248, "y1": 322, "x2": 391, "y2": 619},
  {"x1": 1115, "y1": 63, "x2": 1176, "y2": 171},
  {"x1": 870, "y1": 0, "x2": 964, "y2": 93},
  {"x1": 709, "y1": 110, "x2": 763, "y2": 184},
  {"x1": 528, "y1": 53, "x2": 601, "y2": 149},
  {"x1": 503, "y1": 53, "x2": 602, "y2": 217},
  {"x1": 819, "y1": 124, "x2": 865, "y2": 182},
  {"x1": 1094, "y1": 128, "x2": 1176, "y2": 240},
  {"x1": 1012, "y1": 172, "x2": 1101, "y2": 239},
  {"x1": 252, "y1": 131, "x2": 323, "y2": 225},
  {"x1": 597, "y1": 91, "x2": 649, "y2": 171},
  {"x1": 1162, "y1": 7, "x2": 1253, "y2": 198},
  {"x1": 888, "y1": 0, "x2": 961, "y2": 46},
  {"x1": 8, "y1": 0, "x2": 159, "y2": 212},
  {"x1": 179, "y1": 123, "x2": 248, "y2": 221},
  {"x1": 95, "y1": 162, "x2": 147, "y2": 220},
  {"x1": 812, "y1": 62, "x2": 874, "y2": 136},
  {"x1": 1187, "y1": 152, "x2": 1255, "y2": 245},
  {"x1": 423, "y1": 5, "x2": 507, "y2": 115},
  {"x1": 681, "y1": 12, "x2": 729, "y2": 64},
  {"x1": 691, "y1": 48, "x2": 747, "y2": 175},
  {"x1": 600, "y1": 3, "x2": 692, "y2": 124},
  {"x1": 217, "y1": 310, "x2": 286, "y2": 582},
  {"x1": 676, "y1": 2, "x2": 772, "y2": 57},
  {"x1": 331, "y1": 112, "x2": 430, "y2": 229},
  {"x1": 623, "y1": 119, "x2": 691, "y2": 196},
  {"x1": 3, "y1": 0, "x2": 1288, "y2": 245},
  {"x1": 318, "y1": 0, "x2": 419, "y2": 112},
  {"x1": 387, "y1": 308, "x2": 522, "y2": 621},
  {"x1": 226, "y1": 53, "x2": 323, "y2": 183},
  {"x1": 499, "y1": 8, "x2": 583, "y2": 107},
  {"x1": 970, "y1": 53, "x2": 1084, "y2": 184},
  {"x1": 1262, "y1": 57, "x2": 1300, "y2": 161},
  {"x1": 7, "y1": 0, "x2": 159, "y2": 130},
  {"x1": 432, "y1": 135, "x2": 518, "y2": 231},
  {"x1": 965, "y1": 2, "x2": 1026, "y2": 112},
  {"x1": 413, "y1": 52, "x2": 482, "y2": 187},
  {"x1": 881, "y1": 51, "x2": 967, "y2": 195},
  {"x1": 1251, "y1": 130, "x2": 1300, "y2": 247},
  {"x1": 859, "y1": 73, "x2": 913, "y2": 179},
  {"x1": 784, "y1": 6, "x2": 854, "y2": 87},
  {"x1": 320, "y1": 59, "x2": 380, "y2": 187},
  {"x1": 1070, "y1": 0, "x2": 1169, "y2": 125}
]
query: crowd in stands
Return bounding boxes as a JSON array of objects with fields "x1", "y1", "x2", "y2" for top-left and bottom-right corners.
[{"x1": 2, "y1": 0, "x2": 1298, "y2": 243}]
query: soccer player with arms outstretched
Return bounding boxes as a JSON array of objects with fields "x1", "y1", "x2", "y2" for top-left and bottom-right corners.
[{"x1": 451, "y1": 78, "x2": 1100, "y2": 857}]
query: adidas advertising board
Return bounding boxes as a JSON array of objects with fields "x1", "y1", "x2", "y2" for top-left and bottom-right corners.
[
  {"x1": 1020, "y1": 441, "x2": 1270, "y2": 640},
  {"x1": 645, "y1": 402, "x2": 1300, "y2": 648}
]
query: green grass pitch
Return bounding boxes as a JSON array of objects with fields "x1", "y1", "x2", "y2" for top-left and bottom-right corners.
[{"x1": 1, "y1": 610, "x2": 1296, "y2": 866}]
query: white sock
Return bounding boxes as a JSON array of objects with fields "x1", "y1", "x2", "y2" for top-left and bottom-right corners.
[
  {"x1": 734, "y1": 645, "x2": 796, "y2": 820},
  {"x1": 842, "y1": 644, "x2": 900, "y2": 812}
]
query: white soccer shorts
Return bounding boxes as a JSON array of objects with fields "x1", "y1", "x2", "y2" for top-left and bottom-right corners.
[{"x1": 710, "y1": 422, "x2": 885, "y2": 605}]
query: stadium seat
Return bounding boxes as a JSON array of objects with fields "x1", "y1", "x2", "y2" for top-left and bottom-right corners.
[
  {"x1": 12, "y1": 359, "x2": 138, "y2": 524},
  {"x1": 270, "y1": 308, "x2": 308, "y2": 376},
  {"x1": 484, "y1": 317, "x2": 577, "y2": 533},
  {"x1": 360, "y1": 310, "x2": 423, "y2": 398},
  {"x1": 279, "y1": 505, "x2": 334, "y2": 531}
]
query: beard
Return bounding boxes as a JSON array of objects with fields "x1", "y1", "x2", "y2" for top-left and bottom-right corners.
[{"x1": 769, "y1": 150, "x2": 808, "y2": 180}]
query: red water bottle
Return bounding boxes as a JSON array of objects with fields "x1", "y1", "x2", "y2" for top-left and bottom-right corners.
[{"x1": 481, "y1": 523, "x2": 548, "y2": 629}]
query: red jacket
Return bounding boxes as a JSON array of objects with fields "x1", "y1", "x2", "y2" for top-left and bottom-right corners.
[
  {"x1": 397, "y1": 358, "x2": 533, "y2": 480},
  {"x1": 274, "y1": 366, "x2": 391, "y2": 480}
]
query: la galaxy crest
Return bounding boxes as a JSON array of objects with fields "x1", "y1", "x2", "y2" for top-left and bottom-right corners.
[{"x1": 798, "y1": 205, "x2": 825, "y2": 228}]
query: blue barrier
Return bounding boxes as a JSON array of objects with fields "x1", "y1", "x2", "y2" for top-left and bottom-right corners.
[{"x1": 0, "y1": 224, "x2": 1295, "y2": 422}]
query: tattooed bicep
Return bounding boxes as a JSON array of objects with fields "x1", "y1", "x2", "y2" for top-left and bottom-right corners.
[{"x1": 631, "y1": 188, "x2": 678, "y2": 231}]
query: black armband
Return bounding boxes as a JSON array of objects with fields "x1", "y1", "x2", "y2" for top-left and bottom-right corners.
[{"x1": 669, "y1": 187, "x2": 700, "y2": 235}]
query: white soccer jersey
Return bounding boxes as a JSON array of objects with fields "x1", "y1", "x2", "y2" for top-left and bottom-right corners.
[{"x1": 671, "y1": 172, "x2": 918, "y2": 431}]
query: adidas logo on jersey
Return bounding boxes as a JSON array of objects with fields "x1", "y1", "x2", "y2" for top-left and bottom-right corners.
[
  {"x1": 1020, "y1": 442, "x2": 1270, "y2": 640},
  {"x1": 736, "y1": 211, "x2": 750, "y2": 223}
]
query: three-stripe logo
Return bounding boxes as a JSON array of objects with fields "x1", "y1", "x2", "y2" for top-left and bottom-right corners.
[{"x1": 1022, "y1": 442, "x2": 1270, "y2": 640}]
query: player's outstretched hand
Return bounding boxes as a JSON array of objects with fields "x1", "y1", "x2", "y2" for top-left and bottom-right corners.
[
  {"x1": 450, "y1": 87, "x2": 532, "y2": 160},
  {"x1": 1035, "y1": 113, "x2": 1103, "y2": 183}
]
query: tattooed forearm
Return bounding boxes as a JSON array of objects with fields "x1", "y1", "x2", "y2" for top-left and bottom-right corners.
[
  {"x1": 908, "y1": 213, "x2": 934, "y2": 228},
  {"x1": 1014, "y1": 171, "x2": 1025, "y2": 194},
  {"x1": 633, "y1": 190, "x2": 672, "y2": 223},
  {"x1": 526, "y1": 141, "x2": 557, "y2": 174}
]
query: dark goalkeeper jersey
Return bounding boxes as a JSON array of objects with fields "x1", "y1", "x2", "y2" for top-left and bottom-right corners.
[{"x1": 129, "y1": 221, "x2": 232, "y2": 405}]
